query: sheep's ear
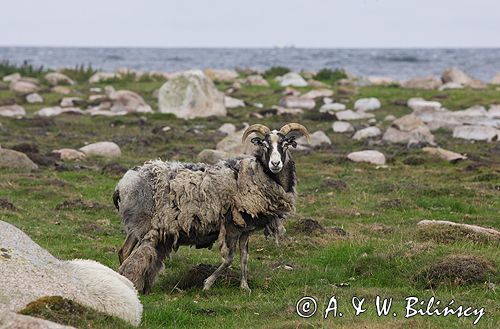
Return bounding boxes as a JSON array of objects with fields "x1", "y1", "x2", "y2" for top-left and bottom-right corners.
[
  {"x1": 284, "y1": 136, "x2": 297, "y2": 148},
  {"x1": 251, "y1": 137, "x2": 263, "y2": 146}
]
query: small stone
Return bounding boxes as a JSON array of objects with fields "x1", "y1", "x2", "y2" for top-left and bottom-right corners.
[
  {"x1": 422, "y1": 147, "x2": 467, "y2": 163},
  {"x1": 52, "y1": 148, "x2": 87, "y2": 161},
  {"x1": 45, "y1": 72, "x2": 75, "y2": 86},
  {"x1": 301, "y1": 89, "x2": 333, "y2": 99},
  {"x1": 0, "y1": 104, "x2": 26, "y2": 117},
  {"x1": 25, "y1": 93, "x2": 43, "y2": 104},
  {"x1": 279, "y1": 96, "x2": 315, "y2": 109},
  {"x1": 51, "y1": 86, "x2": 72, "y2": 94},
  {"x1": 224, "y1": 96, "x2": 245, "y2": 108},
  {"x1": 354, "y1": 98, "x2": 381, "y2": 112},
  {"x1": 352, "y1": 127, "x2": 382, "y2": 140},
  {"x1": 452, "y1": 125, "x2": 500, "y2": 142},
  {"x1": 277, "y1": 72, "x2": 308, "y2": 87},
  {"x1": 79, "y1": 142, "x2": 121, "y2": 158},
  {"x1": 319, "y1": 103, "x2": 346, "y2": 112},
  {"x1": 347, "y1": 150, "x2": 386, "y2": 165},
  {"x1": 217, "y1": 123, "x2": 236, "y2": 136},
  {"x1": 332, "y1": 121, "x2": 354, "y2": 133}
]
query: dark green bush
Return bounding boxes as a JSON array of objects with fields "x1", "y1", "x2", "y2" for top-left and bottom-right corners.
[
  {"x1": 315, "y1": 68, "x2": 347, "y2": 83},
  {"x1": 263, "y1": 66, "x2": 291, "y2": 78}
]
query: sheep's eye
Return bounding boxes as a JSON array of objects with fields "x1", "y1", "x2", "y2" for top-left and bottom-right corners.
[{"x1": 262, "y1": 141, "x2": 270, "y2": 148}]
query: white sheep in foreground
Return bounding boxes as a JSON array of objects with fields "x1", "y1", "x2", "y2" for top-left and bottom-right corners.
[{"x1": 114, "y1": 123, "x2": 310, "y2": 293}]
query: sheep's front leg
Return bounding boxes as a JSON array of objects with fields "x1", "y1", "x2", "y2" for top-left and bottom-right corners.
[
  {"x1": 118, "y1": 234, "x2": 138, "y2": 265},
  {"x1": 119, "y1": 230, "x2": 167, "y2": 294},
  {"x1": 239, "y1": 231, "x2": 251, "y2": 292},
  {"x1": 203, "y1": 232, "x2": 238, "y2": 291}
]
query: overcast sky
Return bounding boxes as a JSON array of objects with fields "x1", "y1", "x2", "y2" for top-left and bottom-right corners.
[{"x1": 1, "y1": 0, "x2": 498, "y2": 48}]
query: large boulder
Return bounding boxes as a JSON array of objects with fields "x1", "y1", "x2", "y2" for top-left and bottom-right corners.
[
  {"x1": 0, "y1": 220, "x2": 142, "y2": 326},
  {"x1": 0, "y1": 104, "x2": 26, "y2": 118},
  {"x1": 0, "y1": 148, "x2": 38, "y2": 171},
  {"x1": 45, "y1": 72, "x2": 75, "y2": 86},
  {"x1": 402, "y1": 76, "x2": 442, "y2": 90},
  {"x1": 158, "y1": 70, "x2": 226, "y2": 119},
  {"x1": 354, "y1": 98, "x2": 381, "y2": 112},
  {"x1": 109, "y1": 90, "x2": 152, "y2": 113},
  {"x1": 277, "y1": 72, "x2": 308, "y2": 87},
  {"x1": 203, "y1": 69, "x2": 238, "y2": 82},
  {"x1": 347, "y1": 150, "x2": 386, "y2": 165},
  {"x1": 79, "y1": 142, "x2": 121, "y2": 158},
  {"x1": 279, "y1": 96, "x2": 315, "y2": 109}
]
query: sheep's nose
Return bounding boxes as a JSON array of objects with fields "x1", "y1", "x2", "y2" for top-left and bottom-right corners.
[{"x1": 271, "y1": 161, "x2": 281, "y2": 167}]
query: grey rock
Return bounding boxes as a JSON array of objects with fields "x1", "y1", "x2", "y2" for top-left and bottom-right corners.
[
  {"x1": 352, "y1": 127, "x2": 382, "y2": 140},
  {"x1": 26, "y1": 93, "x2": 44, "y2": 104},
  {"x1": 277, "y1": 72, "x2": 308, "y2": 87},
  {"x1": 79, "y1": 141, "x2": 121, "y2": 158},
  {"x1": 279, "y1": 96, "x2": 315, "y2": 109},
  {"x1": 0, "y1": 104, "x2": 26, "y2": 117},
  {"x1": 0, "y1": 148, "x2": 38, "y2": 171},
  {"x1": 347, "y1": 150, "x2": 386, "y2": 165},
  {"x1": 452, "y1": 125, "x2": 500, "y2": 142},
  {"x1": 109, "y1": 90, "x2": 152, "y2": 113},
  {"x1": 332, "y1": 121, "x2": 354, "y2": 133},
  {"x1": 354, "y1": 97, "x2": 381, "y2": 112},
  {"x1": 45, "y1": 72, "x2": 75, "y2": 86}
]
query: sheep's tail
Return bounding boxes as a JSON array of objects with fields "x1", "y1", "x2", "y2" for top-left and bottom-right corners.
[{"x1": 113, "y1": 189, "x2": 120, "y2": 210}]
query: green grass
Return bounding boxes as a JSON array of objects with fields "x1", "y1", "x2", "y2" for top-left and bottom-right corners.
[{"x1": 0, "y1": 80, "x2": 499, "y2": 328}]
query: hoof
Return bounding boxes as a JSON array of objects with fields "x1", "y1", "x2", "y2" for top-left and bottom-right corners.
[{"x1": 240, "y1": 283, "x2": 251, "y2": 293}]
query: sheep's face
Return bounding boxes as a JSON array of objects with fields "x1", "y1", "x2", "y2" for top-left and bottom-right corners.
[{"x1": 251, "y1": 130, "x2": 297, "y2": 174}]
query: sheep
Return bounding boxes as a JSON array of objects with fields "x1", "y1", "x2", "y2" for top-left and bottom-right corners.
[{"x1": 114, "y1": 123, "x2": 310, "y2": 293}]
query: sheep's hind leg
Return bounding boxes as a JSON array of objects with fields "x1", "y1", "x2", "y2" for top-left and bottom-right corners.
[
  {"x1": 203, "y1": 231, "x2": 238, "y2": 291},
  {"x1": 118, "y1": 234, "x2": 138, "y2": 265},
  {"x1": 239, "y1": 231, "x2": 251, "y2": 292}
]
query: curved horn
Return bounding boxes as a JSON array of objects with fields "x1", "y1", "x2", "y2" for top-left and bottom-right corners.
[
  {"x1": 280, "y1": 123, "x2": 311, "y2": 143},
  {"x1": 242, "y1": 124, "x2": 271, "y2": 142}
]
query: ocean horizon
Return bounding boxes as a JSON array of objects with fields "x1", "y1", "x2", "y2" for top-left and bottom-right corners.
[{"x1": 1, "y1": 46, "x2": 499, "y2": 81}]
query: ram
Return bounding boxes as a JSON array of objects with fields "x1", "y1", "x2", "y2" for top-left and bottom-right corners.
[{"x1": 114, "y1": 123, "x2": 310, "y2": 293}]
